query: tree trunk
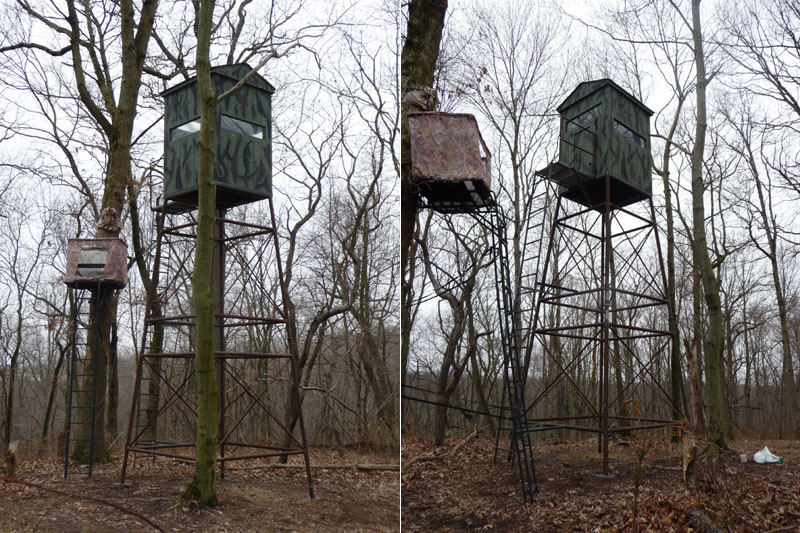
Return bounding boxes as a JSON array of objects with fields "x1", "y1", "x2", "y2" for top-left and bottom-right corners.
[
  {"x1": 2, "y1": 306, "x2": 23, "y2": 454},
  {"x1": 684, "y1": 338, "x2": 707, "y2": 436},
  {"x1": 106, "y1": 300, "x2": 119, "y2": 445},
  {"x1": 61, "y1": 0, "x2": 160, "y2": 464},
  {"x1": 432, "y1": 306, "x2": 467, "y2": 446},
  {"x1": 469, "y1": 337, "x2": 494, "y2": 433},
  {"x1": 72, "y1": 288, "x2": 113, "y2": 464},
  {"x1": 42, "y1": 340, "x2": 69, "y2": 441},
  {"x1": 749, "y1": 153, "x2": 796, "y2": 438},
  {"x1": 660, "y1": 95, "x2": 686, "y2": 427},
  {"x1": 742, "y1": 299, "x2": 752, "y2": 431},
  {"x1": 609, "y1": 252, "x2": 628, "y2": 424},
  {"x1": 400, "y1": 0, "x2": 447, "y2": 387},
  {"x1": 689, "y1": 0, "x2": 727, "y2": 451},
  {"x1": 182, "y1": 0, "x2": 219, "y2": 506},
  {"x1": 723, "y1": 307, "x2": 735, "y2": 441}
]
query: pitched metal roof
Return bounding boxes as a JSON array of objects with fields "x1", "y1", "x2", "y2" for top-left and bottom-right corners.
[
  {"x1": 160, "y1": 63, "x2": 275, "y2": 97},
  {"x1": 557, "y1": 78, "x2": 653, "y2": 116}
]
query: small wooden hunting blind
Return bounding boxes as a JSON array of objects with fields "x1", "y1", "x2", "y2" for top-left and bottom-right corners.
[
  {"x1": 408, "y1": 112, "x2": 492, "y2": 209},
  {"x1": 162, "y1": 63, "x2": 275, "y2": 211},
  {"x1": 64, "y1": 238, "x2": 128, "y2": 289},
  {"x1": 542, "y1": 79, "x2": 653, "y2": 208}
]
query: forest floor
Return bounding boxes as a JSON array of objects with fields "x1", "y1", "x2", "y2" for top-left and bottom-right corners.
[
  {"x1": 402, "y1": 433, "x2": 800, "y2": 532},
  {"x1": 0, "y1": 445, "x2": 399, "y2": 532}
]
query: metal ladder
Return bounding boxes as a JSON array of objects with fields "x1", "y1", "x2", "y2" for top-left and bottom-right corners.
[
  {"x1": 64, "y1": 287, "x2": 105, "y2": 478},
  {"x1": 517, "y1": 180, "x2": 554, "y2": 329},
  {"x1": 493, "y1": 178, "x2": 555, "y2": 458},
  {"x1": 486, "y1": 202, "x2": 538, "y2": 503}
]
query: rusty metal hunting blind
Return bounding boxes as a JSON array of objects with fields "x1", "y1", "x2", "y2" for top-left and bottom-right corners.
[
  {"x1": 63, "y1": 237, "x2": 128, "y2": 478},
  {"x1": 162, "y1": 63, "x2": 275, "y2": 210},
  {"x1": 405, "y1": 110, "x2": 539, "y2": 501},
  {"x1": 407, "y1": 112, "x2": 492, "y2": 211},
  {"x1": 64, "y1": 238, "x2": 128, "y2": 289},
  {"x1": 527, "y1": 79, "x2": 681, "y2": 482},
  {"x1": 544, "y1": 79, "x2": 653, "y2": 208}
]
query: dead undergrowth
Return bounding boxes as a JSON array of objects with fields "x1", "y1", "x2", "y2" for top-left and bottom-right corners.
[
  {"x1": 402, "y1": 434, "x2": 800, "y2": 532},
  {"x1": 0, "y1": 445, "x2": 399, "y2": 532}
]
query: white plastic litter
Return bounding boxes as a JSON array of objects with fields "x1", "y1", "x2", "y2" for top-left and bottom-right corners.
[{"x1": 753, "y1": 446, "x2": 780, "y2": 464}]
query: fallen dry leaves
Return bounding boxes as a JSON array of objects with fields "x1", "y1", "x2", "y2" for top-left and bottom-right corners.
[
  {"x1": 0, "y1": 445, "x2": 400, "y2": 532},
  {"x1": 402, "y1": 435, "x2": 800, "y2": 532}
]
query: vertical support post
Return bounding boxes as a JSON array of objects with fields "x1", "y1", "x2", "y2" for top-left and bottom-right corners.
[
  {"x1": 87, "y1": 286, "x2": 106, "y2": 478},
  {"x1": 213, "y1": 210, "x2": 226, "y2": 479},
  {"x1": 598, "y1": 183, "x2": 605, "y2": 456},
  {"x1": 601, "y1": 174, "x2": 612, "y2": 475},
  {"x1": 64, "y1": 289, "x2": 79, "y2": 479}
]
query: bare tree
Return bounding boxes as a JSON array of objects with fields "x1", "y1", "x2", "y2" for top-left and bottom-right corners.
[
  {"x1": 721, "y1": 97, "x2": 797, "y2": 437},
  {"x1": 675, "y1": 0, "x2": 728, "y2": 450},
  {"x1": 452, "y1": 0, "x2": 566, "y2": 378},
  {"x1": 0, "y1": 186, "x2": 53, "y2": 456},
  {"x1": 180, "y1": 0, "x2": 219, "y2": 506},
  {"x1": 417, "y1": 213, "x2": 492, "y2": 445}
]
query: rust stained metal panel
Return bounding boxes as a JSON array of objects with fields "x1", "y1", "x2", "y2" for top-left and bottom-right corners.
[
  {"x1": 64, "y1": 238, "x2": 129, "y2": 289},
  {"x1": 408, "y1": 112, "x2": 491, "y2": 191}
]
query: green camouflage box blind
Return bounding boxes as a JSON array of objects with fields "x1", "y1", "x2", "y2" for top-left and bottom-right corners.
[
  {"x1": 162, "y1": 64, "x2": 275, "y2": 209},
  {"x1": 551, "y1": 79, "x2": 653, "y2": 205}
]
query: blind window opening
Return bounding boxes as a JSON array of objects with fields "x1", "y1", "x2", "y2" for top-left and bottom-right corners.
[
  {"x1": 566, "y1": 104, "x2": 602, "y2": 133},
  {"x1": 613, "y1": 120, "x2": 645, "y2": 148},
  {"x1": 76, "y1": 249, "x2": 108, "y2": 277},
  {"x1": 221, "y1": 115, "x2": 264, "y2": 139},
  {"x1": 171, "y1": 119, "x2": 201, "y2": 141}
]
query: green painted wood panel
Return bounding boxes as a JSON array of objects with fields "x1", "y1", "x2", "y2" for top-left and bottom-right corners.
[
  {"x1": 557, "y1": 79, "x2": 653, "y2": 198},
  {"x1": 162, "y1": 63, "x2": 275, "y2": 209}
]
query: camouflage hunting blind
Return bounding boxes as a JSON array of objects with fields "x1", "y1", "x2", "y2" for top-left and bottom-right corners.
[
  {"x1": 407, "y1": 112, "x2": 492, "y2": 211},
  {"x1": 64, "y1": 238, "x2": 128, "y2": 289},
  {"x1": 162, "y1": 64, "x2": 275, "y2": 211},
  {"x1": 542, "y1": 79, "x2": 654, "y2": 208}
]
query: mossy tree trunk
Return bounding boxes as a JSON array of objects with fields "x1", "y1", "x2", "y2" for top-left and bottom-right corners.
[
  {"x1": 73, "y1": 288, "x2": 112, "y2": 464},
  {"x1": 182, "y1": 0, "x2": 219, "y2": 506},
  {"x1": 106, "y1": 296, "x2": 119, "y2": 444},
  {"x1": 658, "y1": 91, "x2": 687, "y2": 432},
  {"x1": 400, "y1": 0, "x2": 447, "y2": 389},
  {"x1": 688, "y1": 0, "x2": 727, "y2": 451}
]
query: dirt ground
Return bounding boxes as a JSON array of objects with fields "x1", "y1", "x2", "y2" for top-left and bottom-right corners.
[
  {"x1": 402, "y1": 434, "x2": 800, "y2": 532},
  {"x1": 0, "y1": 446, "x2": 399, "y2": 532}
]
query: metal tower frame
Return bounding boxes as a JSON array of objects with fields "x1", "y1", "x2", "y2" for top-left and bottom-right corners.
[
  {"x1": 119, "y1": 198, "x2": 314, "y2": 498},
  {"x1": 526, "y1": 173, "x2": 683, "y2": 475}
]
